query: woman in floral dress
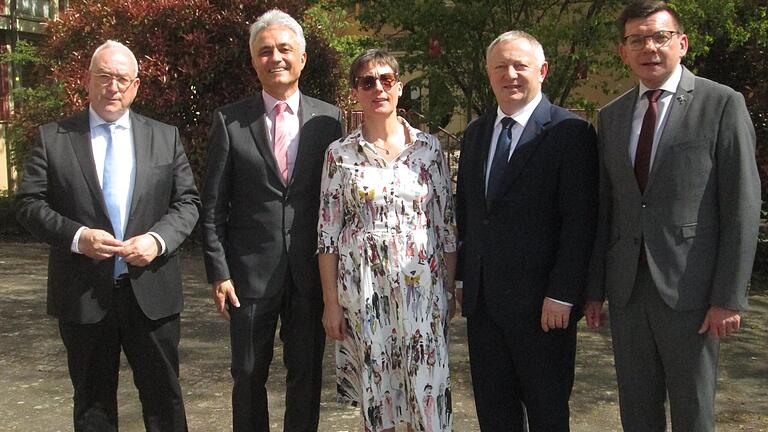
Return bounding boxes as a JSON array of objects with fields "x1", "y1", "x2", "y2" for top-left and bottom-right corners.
[{"x1": 317, "y1": 49, "x2": 457, "y2": 432}]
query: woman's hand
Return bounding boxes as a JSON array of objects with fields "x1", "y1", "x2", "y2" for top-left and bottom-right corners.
[{"x1": 323, "y1": 301, "x2": 347, "y2": 341}]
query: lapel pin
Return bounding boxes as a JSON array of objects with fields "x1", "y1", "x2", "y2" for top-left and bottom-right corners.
[{"x1": 676, "y1": 95, "x2": 686, "y2": 104}]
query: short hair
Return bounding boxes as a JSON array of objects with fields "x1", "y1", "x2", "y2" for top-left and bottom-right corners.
[
  {"x1": 618, "y1": 1, "x2": 684, "y2": 40},
  {"x1": 486, "y1": 31, "x2": 546, "y2": 64},
  {"x1": 249, "y1": 9, "x2": 306, "y2": 52},
  {"x1": 89, "y1": 40, "x2": 139, "y2": 76},
  {"x1": 349, "y1": 49, "x2": 400, "y2": 88}
]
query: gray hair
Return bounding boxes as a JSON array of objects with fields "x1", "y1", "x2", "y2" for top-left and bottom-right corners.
[
  {"x1": 486, "y1": 31, "x2": 546, "y2": 64},
  {"x1": 89, "y1": 40, "x2": 139, "y2": 76},
  {"x1": 249, "y1": 9, "x2": 306, "y2": 52}
]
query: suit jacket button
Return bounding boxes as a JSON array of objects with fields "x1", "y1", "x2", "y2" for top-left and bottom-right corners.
[
  {"x1": 641, "y1": 201, "x2": 647, "y2": 208},
  {"x1": 483, "y1": 219, "x2": 490, "y2": 225}
]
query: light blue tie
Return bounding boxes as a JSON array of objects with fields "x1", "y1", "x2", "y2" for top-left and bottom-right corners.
[{"x1": 101, "y1": 123, "x2": 128, "y2": 277}]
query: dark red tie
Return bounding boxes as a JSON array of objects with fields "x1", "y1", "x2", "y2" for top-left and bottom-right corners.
[{"x1": 634, "y1": 89, "x2": 663, "y2": 193}]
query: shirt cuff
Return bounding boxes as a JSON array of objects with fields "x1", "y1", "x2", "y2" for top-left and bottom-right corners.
[
  {"x1": 546, "y1": 297, "x2": 573, "y2": 307},
  {"x1": 71, "y1": 226, "x2": 87, "y2": 253},
  {"x1": 148, "y1": 232, "x2": 167, "y2": 255}
]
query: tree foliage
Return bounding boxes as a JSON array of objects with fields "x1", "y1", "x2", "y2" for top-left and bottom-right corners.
[
  {"x1": 333, "y1": 0, "x2": 628, "y2": 125},
  {"x1": 682, "y1": 0, "x2": 768, "y2": 199},
  {"x1": 338, "y1": 1, "x2": 766, "y2": 130},
  {"x1": 12, "y1": 0, "x2": 353, "y2": 183}
]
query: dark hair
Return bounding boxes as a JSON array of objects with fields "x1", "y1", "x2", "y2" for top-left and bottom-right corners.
[
  {"x1": 618, "y1": 1, "x2": 684, "y2": 40},
  {"x1": 349, "y1": 49, "x2": 400, "y2": 88}
]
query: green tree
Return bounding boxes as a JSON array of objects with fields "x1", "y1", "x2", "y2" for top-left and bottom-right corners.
[
  {"x1": 0, "y1": 41, "x2": 68, "y2": 182},
  {"x1": 334, "y1": 0, "x2": 627, "y2": 126},
  {"x1": 338, "y1": 0, "x2": 767, "y2": 133}
]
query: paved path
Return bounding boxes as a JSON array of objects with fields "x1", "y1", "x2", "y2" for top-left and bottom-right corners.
[{"x1": 1, "y1": 241, "x2": 766, "y2": 431}]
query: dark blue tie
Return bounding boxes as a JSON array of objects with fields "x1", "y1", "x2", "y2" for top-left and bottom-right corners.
[{"x1": 487, "y1": 116, "x2": 514, "y2": 198}]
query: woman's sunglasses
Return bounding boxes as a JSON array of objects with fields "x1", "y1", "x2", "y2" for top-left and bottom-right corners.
[{"x1": 355, "y1": 73, "x2": 398, "y2": 91}]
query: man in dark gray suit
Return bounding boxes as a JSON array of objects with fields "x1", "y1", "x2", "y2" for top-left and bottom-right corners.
[
  {"x1": 16, "y1": 40, "x2": 200, "y2": 431},
  {"x1": 201, "y1": 9, "x2": 343, "y2": 432},
  {"x1": 586, "y1": 2, "x2": 761, "y2": 431}
]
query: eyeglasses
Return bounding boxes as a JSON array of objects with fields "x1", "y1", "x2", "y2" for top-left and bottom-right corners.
[
  {"x1": 355, "y1": 73, "x2": 398, "y2": 91},
  {"x1": 623, "y1": 30, "x2": 680, "y2": 51},
  {"x1": 92, "y1": 73, "x2": 136, "y2": 91}
]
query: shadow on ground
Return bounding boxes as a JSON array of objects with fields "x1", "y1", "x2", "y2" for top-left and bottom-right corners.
[{"x1": 0, "y1": 242, "x2": 766, "y2": 431}]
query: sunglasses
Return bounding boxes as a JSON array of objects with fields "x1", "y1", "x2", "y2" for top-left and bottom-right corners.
[{"x1": 355, "y1": 73, "x2": 398, "y2": 91}]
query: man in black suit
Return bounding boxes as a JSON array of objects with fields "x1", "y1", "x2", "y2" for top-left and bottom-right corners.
[
  {"x1": 16, "y1": 40, "x2": 200, "y2": 431},
  {"x1": 201, "y1": 9, "x2": 343, "y2": 432},
  {"x1": 455, "y1": 31, "x2": 598, "y2": 431}
]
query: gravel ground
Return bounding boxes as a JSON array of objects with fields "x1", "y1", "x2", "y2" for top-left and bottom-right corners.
[{"x1": 0, "y1": 241, "x2": 765, "y2": 431}]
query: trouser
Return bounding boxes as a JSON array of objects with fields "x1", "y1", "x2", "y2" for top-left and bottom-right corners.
[
  {"x1": 59, "y1": 279, "x2": 187, "y2": 432},
  {"x1": 229, "y1": 274, "x2": 326, "y2": 432},
  {"x1": 610, "y1": 263, "x2": 719, "y2": 432}
]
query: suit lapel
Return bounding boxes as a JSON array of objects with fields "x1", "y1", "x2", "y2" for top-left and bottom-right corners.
[
  {"x1": 608, "y1": 89, "x2": 641, "y2": 196},
  {"x1": 247, "y1": 97, "x2": 284, "y2": 187},
  {"x1": 128, "y1": 111, "x2": 151, "y2": 220},
  {"x1": 68, "y1": 111, "x2": 111, "y2": 219},
  {"x1": 473, "y1": 112, "x2": 495, "y2": 212},
  {"x1": 291, "y1": 94, "x2": 317, "y2": 189},
  {"x1": 487, "y1": 97, "x2": 551, "y2": 210},
  {"x1": 647, "y1": 67, "x2": 695, "y2": 191}
]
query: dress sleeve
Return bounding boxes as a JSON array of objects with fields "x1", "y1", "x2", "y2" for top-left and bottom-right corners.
[
  {"x1": 428, "y1": 135, "x2": 457, "y2": 253},
  {"x1": 317, "y1": 145, "x2": 346, "y2": 254}
]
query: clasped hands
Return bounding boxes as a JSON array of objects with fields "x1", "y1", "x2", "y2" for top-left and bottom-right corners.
[{"x1": 78, "y1": 228, "x2": 159, "y2": 267}]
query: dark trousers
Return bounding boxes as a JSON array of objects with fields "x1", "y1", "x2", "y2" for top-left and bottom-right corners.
[
  {"x1": 610, "y1": 263, "x2": 719, "y2": 432},
  {"x1": 467, "y1": 294, "x2": 576, "y2": 432},
  {"x1": 229, "y1": 275, "x2": 325, "y2": 432},
  {"x1": 58, "y1": 281, "x2": 187, "y2": 432}
]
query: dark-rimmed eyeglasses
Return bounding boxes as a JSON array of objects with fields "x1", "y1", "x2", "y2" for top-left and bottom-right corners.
[
  {"x1": 93, "y1": 73, "x2": 136, "y2": 91},
  {"x1": 355, "y1": 73, "x2": 398, "y2": 91},
  {"x1": 623, "y1": 30, "x2": 680, "y2": 51}
]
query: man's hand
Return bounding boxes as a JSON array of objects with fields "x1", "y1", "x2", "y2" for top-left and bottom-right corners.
[
  {"x1": 78, "y1": 228, "x2": 123, "y2": 260},
  {"x1": 584, "y1": 301, "x2": 605, "y2": 329},
  {"x1": 212, "y1": 279, "x2": 240, "y2": 321},
  {"x1": 120, "y1": 234, "x2": 159, "y2": 267},
  {"x1": 698, "y1": 305, "x2": 741, "y2": 339},
  {"x1": 323, "y1": 301, "x2": 346, "y2": 341},
  {"x1": 541, "y1": 297, "x2": 572, "y2": 332}
]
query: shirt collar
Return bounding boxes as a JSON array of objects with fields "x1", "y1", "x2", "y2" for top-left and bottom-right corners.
[
  {"x1": 638, "y1": 64, "x2": 682, "y2": 98},
  {"x1": 262, "y1": 89, "x2": 301, "y2": 115},
  {"x1": 89, "y1": 106, "x2": 131, "y2": 130},
  {"x1": 494, "y1": 92, "x2": 542, "y2": 130}
]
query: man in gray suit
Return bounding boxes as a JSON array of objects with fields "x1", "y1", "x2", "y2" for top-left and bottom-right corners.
[
  {"x1": 586, "y1": 1, "x2": 761, "y2": 431},
  {"x1": 201, "y1": 9, "x2": 343, "y2": 432},
  {"x1": 16, "y1": 41, "x2": 200, "y2": 431}
]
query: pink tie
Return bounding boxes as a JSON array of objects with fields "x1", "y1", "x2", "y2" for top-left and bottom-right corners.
[{"x1": 273, "y1": 101, "x2": 289, "y2": 182}]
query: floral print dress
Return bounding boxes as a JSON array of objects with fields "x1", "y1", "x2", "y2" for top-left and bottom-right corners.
[{"x1": 317, "y1": 119, "x2": 456, "y2": 432}]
